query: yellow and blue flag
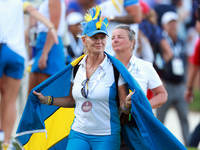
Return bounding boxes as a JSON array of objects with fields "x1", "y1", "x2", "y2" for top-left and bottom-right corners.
[{"x1": 15, "y1": 53, "x2": 186, "y2": 150}]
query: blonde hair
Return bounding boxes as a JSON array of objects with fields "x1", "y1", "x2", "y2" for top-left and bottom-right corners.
[{"x1": 77, "y1": 34, "x2": 88, "y2": 54}]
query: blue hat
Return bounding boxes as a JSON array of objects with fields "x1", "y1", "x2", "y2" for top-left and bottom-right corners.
[{"x1": 81, "y1": 6, "x2": 109, "y2": 37}]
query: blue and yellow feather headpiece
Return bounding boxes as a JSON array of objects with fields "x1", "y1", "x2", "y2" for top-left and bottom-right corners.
[{"x1": 81, "y1": 6, "x2": 109, "y2": 37}]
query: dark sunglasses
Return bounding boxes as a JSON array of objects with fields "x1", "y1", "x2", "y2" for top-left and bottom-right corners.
[{"x1": 81, "y1": 78, "x2": 89, "y2": 98}]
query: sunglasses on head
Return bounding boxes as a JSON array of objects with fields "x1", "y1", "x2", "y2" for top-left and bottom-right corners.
[
  {"x1": 122, "y1": 25, "x2": 136, "y2": 35},
  {"x1": 116, "y1": 24, "x2": 136, "y2": 35}
]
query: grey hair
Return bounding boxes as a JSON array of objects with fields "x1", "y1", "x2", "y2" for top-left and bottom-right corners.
[{"x1": 113, "y1": 24, "x2": 136, "y2": 50}]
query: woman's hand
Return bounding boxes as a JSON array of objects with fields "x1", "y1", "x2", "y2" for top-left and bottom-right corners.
[
  {"x1": 184, "y1": 89, "x2": 193, "y2": 103},
  {"x1": 38, "y1": 53, "x2": 48, "y2": 70},
  {"x1": 33, "y1": 91, "x2": 46, "y2": 104},
  {"x1": 121, "y1": 91, "x2": 135, "y2": 114},
  {"x1": 124, "y1": 91, "x2": 134, "y2": 109}
]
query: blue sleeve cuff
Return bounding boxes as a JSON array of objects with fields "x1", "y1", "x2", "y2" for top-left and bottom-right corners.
[{"x1": 124, "y1": 0, "x2": 139, "y2": 7}]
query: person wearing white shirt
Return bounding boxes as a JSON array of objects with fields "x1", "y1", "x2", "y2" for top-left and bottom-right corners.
[
  {"x1": 65, "y1": 12, "x2": 84, "y2": 63},
  {"x1": 100, "y1": 0, "x2": 142, "y2": 56},
  {"x1": 29, "y1": 0, "x2": 66, "y2": 94},
  {"x1": 33, "y1": 6, "x2": 134, "y2": 150},
  {"x1": 112, "y1": 24, "x2": 167, "y2": 108},
  {"x1": 111, "y1": 24, "x2": 167, "y2": 149},
  {"x1": 0, "y1": 1, "x2": 59, "y2": 149}
]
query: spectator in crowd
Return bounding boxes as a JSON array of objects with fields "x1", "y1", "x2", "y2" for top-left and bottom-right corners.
[
  {"x1": 156, "y1": 11, "x2": 189, "y2": 145},
  {"x1": 28, "y1": 0, "x2": 66, "y2": 94},
  {"x1": 154, "y1": 0, "x2": 191, "y2": 42},
  {"x1": 185, "y1": 0, "x2": 199, "y2": 60},
  {"x1": 139, "y1": 0, "x2": 173, "y2": 99},
  {"x1": 139, "y1": 1, "x2": 173, "y2": 75},
  {"x1": 135, "y1": 29, "x2": 154, "y2": 63},
  {"x1": 0, "y1": 1, "x2": 58, "y2": 149},
  {"x1": 184, "y1": 20, "x2": 200, "y2": 148},
  {"x1": 154, "y1": 0, "x2": 178, "y2": 27},
  {"x1": 65, "y1": 12, "x2": 84, "y2": 64},
  {"x1": 175, "y1": 0, "x2": 192, "y2": 41},
  {"x1": 100, "y1": 0, "x2": 142, "y2": 56},
  {"x1": 66, "y1": 0, "x2": 101, "y2": 15}
]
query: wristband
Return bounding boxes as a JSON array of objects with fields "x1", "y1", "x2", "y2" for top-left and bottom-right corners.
[
  {"x1": 45, "y1": 96, "x2": 53, "y2": 105},
  {"x1": 123, "y1": 102, "x2": 131, "y2": 111},
  {"x1": 49, "y1": 25, "x2": 55, "y2": 31},
  {"x1": 50, "y1": 96, "x2": 54, "y2": 105}
]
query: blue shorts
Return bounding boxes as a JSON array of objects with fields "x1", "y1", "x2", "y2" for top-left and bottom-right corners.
[
  {"x1": 66, "y1": 130, "x2": 120, "y2": 150},
  {"x1": 31, "y1": 32, "x2": 66, "y2": 76},
  {"x1": 0, "y1": 44, "x2": 24, "y2": 79}
]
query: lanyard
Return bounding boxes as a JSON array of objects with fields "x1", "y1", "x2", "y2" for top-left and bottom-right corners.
[
  {"x1": 89, "y1": 70, "x2": 106, "y2": 95},
  {"x1": 83, "y1": 65, "x2": 107, "y2": 98},
  {"x1": 82, "y1": 65, "x2": 100, "y2": 98},
  {"x1": 164, "y1": 31, "x2": 182, "y2": 58}
]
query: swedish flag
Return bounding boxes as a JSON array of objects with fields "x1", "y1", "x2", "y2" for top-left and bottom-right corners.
[{"x1": 15, "y1": 53, "x2": 186, "y2": 150}]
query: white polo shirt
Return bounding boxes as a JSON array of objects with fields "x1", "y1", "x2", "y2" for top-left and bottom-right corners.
[
  {"x1": 37, "y1": 0, "x2": 66, "y2": 36},
  {"x1": 0, "y1": 0, "x2": 27, "y2": 59},
  {"x1": 71, "y1": 54, "x2": 125, "y2": 135},
  {"x1": 127, "y1": 55, "x2": 162, "y2": 95}
]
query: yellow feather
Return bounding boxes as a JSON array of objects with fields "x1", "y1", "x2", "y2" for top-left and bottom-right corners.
[
  {"x1": 93, "y1": 6, "x2": 101, "y2": 20},
  {"x1": 84, "y1": 5, "x2": 104, "y2": 29},
  {"x1": 96, "y1": 22, "x2": 101, "y2": 29},
  {"x1": 85, "y1": 14, "x2": 92, "y2": 22},
  {"x1": 94, "y1": 6, "x2": 102, "y2": 29},
  {"x1": 96, "y1": 17, "x2": 102, "y2": 29}
]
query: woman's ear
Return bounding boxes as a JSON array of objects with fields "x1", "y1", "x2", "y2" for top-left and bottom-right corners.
[
  {"x1": 82, "y1": 36, "x2": 86, "y2": 45},
  {"x1": 131, "y1": 41, "x2": 134, "y2": 47}
]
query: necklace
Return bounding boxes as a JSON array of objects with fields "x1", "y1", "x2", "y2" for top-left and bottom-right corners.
[{"x1": 87, "y1": 66, "x2": 95, "y2": 71}]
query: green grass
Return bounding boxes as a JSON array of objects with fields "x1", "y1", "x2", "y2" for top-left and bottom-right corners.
[
  {"x1": 13, "y1": 143, "x2": 21, "y2": 150},
  {"x1": 189, "y1": 89, "x2": 200, "y2": 112},
  {"x1": 186, "y1": 147, "x2": 199, "y2": 150}
]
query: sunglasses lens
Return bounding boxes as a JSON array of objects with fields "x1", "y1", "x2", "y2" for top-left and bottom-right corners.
[
  {"x1": 81, "y1": 87, "x2": 88, "y2": 98},
  {"x1": 81, "y1": 79, "x2": 89, "y2": 98},
  {"x1": 82, "y1": 79, "x2": 89, "y2": 86},
  {"x1": 82, "y1": 80, "x2": 86, "y2": 86}
]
